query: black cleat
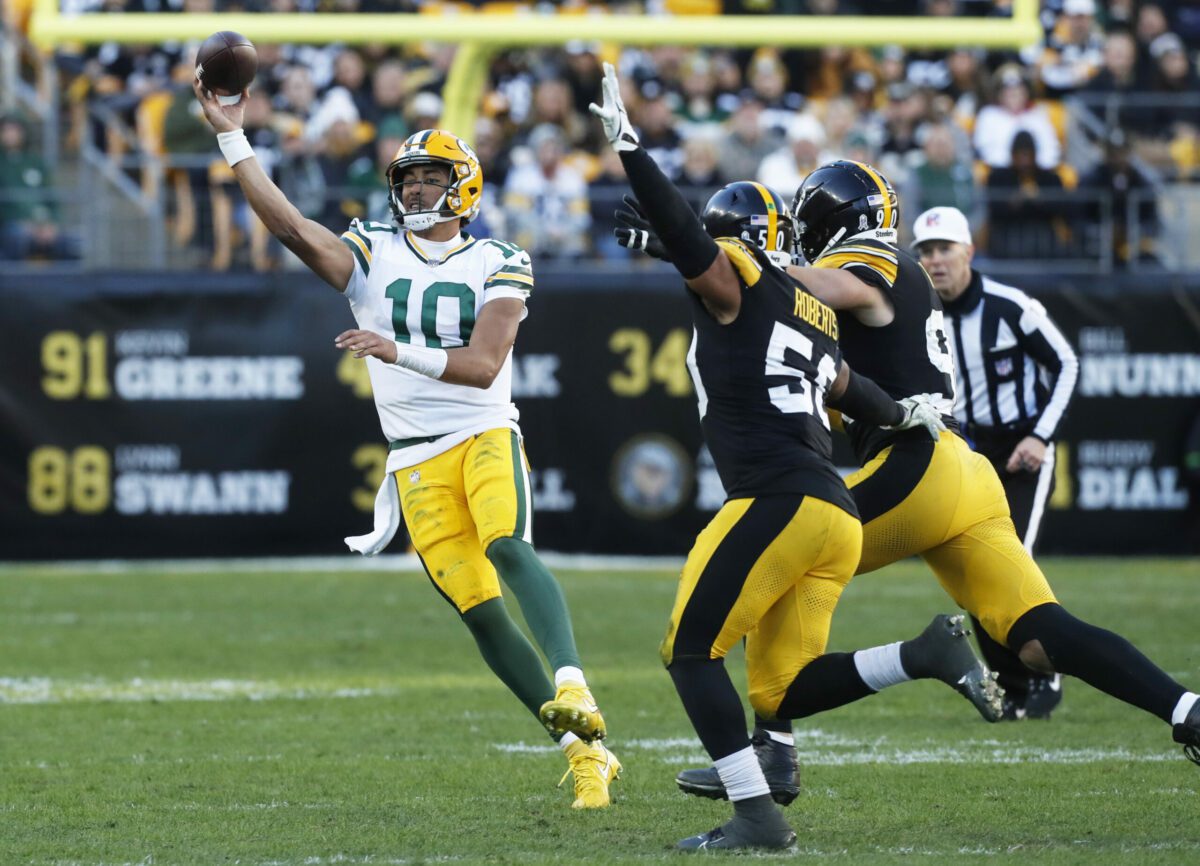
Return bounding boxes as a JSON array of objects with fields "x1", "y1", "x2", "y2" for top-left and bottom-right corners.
[
  {"x1": 902, "y1": 614, "x2": 1005, "y2": 723},
  {"x1": 1172, "y1": 700, "x2": 1200, "y2": 766},
  {"x1": 999, "y1": 673, "x2": 1063, "y2": 721},
  {"x1": 675, "y1": 728, "x2": 801, "y2": 806},
  {"x1": 676, "y1": 813, "x2": 797, "y2": 851},
  {"x1": 1022, "y1": 673, "x2": 1063, "y2": 719}
]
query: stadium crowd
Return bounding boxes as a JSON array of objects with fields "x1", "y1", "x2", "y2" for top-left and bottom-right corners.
[{"x1": 3, "y1": 0, "x2": 1200, "y2": 267}]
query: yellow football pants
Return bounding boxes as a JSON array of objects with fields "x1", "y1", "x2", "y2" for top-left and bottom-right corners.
[
  {"x1": 395, "y1": 428, "x2": 533, "y2": 614},
  {"x1": 848, "y1": 430, "x2": 1058, "y2": 644},
  {"x1": 660, "y1": 495, "x2": 862, "y2": 718}
]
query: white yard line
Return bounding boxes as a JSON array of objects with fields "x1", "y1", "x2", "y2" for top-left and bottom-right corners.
[
  {"x1": 494, "y1": 732, "x2": 1186, "y2": 766},
  {"x1": 0, "y1": 675, "x2": 475, "y2": 704},
  {"x1": 0, "y1": 553, "x2": 683, "y2": 575}
]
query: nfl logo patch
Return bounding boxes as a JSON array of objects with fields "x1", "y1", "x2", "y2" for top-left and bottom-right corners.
[
  {"x1": 993, "y1": 357, "x2": 1013, "y2": 376},
  {"x1": 409, "y1": 470, "x2": 421, "y2": 483}
]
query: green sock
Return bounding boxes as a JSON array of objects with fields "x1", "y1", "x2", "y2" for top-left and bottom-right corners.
[
  {"x1": 461, "y1": 597, "x2": 555, "y2": 719},
  {"x1": 487, "y1": 537, "x2": 583, "y2": 672}
]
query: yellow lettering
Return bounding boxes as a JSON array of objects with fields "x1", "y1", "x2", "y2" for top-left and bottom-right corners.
[{"x1": 792, "y1": 289, "x2": 838, "y2": 339}]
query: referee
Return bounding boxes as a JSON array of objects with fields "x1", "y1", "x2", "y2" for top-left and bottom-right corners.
[{"x1": 912, "y1": 206, "x2": 1079, "y2": 720}]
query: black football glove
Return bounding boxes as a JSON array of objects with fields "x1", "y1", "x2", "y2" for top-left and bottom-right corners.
[{"x1": 614, "y1": 194, "x2": 670, "y2": 262}]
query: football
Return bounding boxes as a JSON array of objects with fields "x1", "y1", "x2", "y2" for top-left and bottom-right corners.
[{"x1": 195, "y1": 31, "x2": 257, "y2": 96}]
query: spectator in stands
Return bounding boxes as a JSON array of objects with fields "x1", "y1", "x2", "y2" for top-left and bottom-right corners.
[
  {"x1": 678, "y1": 135, "x2": 725, "y2": 212},
  {"x1": 985, "y1": 130, "x2": 1070, "y2": 259},
  {"x1": 675, "y1": 53, "x2": 729, "y2": 133},
  {"x1": 942, "y1": 48, "x2": 986, "y2": 126},
  {"x1": 562, "y1": 41, "x2": 605, "y2": 119},
  {"x1": 715, "y1": 95, "x2": 780, "y2": 183},
  {"x1": 1033, "y1": 0, "x2": 1104, "y2": 96},
  {"x1": 878, "y1": 82, "x2": 927, "y2": 173},
  {"x1": 709, "y1": 50, "x2": 745, "y2": 115},
  {"x1": 820, "y1": 96, "x2": 870, "y2": 162},
  {"x1": 1132, "y1": 2, "x2": 1171, "y2": 79},
  {"x1": 405, "y1": 91, "x2": 443, "y2": 136},
  {"x1": 876, "y1": 44, "x2": 909, "y2": 89},
  {"x1": 526, "y1": 77, "x2": 597, "y2": 154},
  {"x1": 757, "y1": 112, "x2": 826, "y2": 200},
  {"x1": 503, "y1": 124, "x2": 590, "y2": 260},
  {"x1": 746, "y1": 49, "x2": 805, "y2": 140},
  {"x1": 588, "y1": 147, "x2": 631, "y2": 262},
  {"x1": 0, "y1": 114, "x2": 77, "y2": 261},
  {"x1": 973, "y1": 64, "x2": 1062, "y2": 170},
  {"x1": 1081, "y1": 30, "x2": 1154, "y2": 134},
  {"x1": 362, "y1": 60, "x2": 408, "y2": 135},
  {"x1": 1077, "y1": 129, "x2": 1158, "y2": 265},
  {"x1": 330, "y1": 48, "x2": 373, "y2": 121},
  {"x1": 805, "y1": 45, "x2": 876, "y2": 101},
  {"x1": 907, "y1": 121, "x2": 976, "y2": 218},
  {"x1": 635, "y1": 80, "x2": 684, "y2": 179}
]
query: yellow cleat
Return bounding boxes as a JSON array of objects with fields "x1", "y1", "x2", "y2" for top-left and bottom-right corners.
[
  {"x1": 559, "y1": 740, "x2": 621, "y2": 809},
  {"x1": 539, "y1": 681, "x2": 606, "y2": 742}
]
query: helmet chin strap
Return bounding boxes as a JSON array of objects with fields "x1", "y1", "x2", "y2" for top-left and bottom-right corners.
[{"x1": 765, "y1": 250, "x2": 791, "y2": 268}]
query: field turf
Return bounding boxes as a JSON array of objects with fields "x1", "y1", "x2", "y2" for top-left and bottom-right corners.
[{"x1": 2, "y1": 557, "x2": 1198, "y2": 865}]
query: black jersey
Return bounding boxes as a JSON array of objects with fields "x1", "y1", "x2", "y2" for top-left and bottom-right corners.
[
  {"x1": 812, "y1": 236, "x2": 957, "y2": 463},
  {"x1": 686, "y1": 238, "x2": 857, "y2": 516}
]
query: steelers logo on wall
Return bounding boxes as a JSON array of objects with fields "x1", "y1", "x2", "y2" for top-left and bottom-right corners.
[{"x1": 610, "y1": 433, "x2": 693, "y2": 520}]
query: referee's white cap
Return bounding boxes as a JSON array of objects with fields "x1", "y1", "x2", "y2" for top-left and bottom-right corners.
[{"x1": 911, "y1": 206, "x2": 974, "y2": 249}]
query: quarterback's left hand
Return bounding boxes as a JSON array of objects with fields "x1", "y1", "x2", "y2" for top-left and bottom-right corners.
[
  {"x1": 335, "y1": 329, "x2": 397, "y2": 364},
  {"x1": 589, "y1": 62, "x2": 639, "y2": 153},
  {"x1": 1006, "y1": 435, "x2": 1047, "y2": 473},
  {"x1": 890, "y1": 394, "x2": 947, "y2": 440}
]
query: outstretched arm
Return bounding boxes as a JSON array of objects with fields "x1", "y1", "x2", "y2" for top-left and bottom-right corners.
[
  {"x1": 827, "y1": 364, "x2": 946, "y2": 439},
  {"x1": 590, "y1": 63, "x2": 742, "y2": 322},
  {"x1": 193, "y1": 79, "x2": 353, "y2": 292}
]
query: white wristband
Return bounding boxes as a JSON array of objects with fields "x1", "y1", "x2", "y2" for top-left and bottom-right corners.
[
  {"x1": 217, "y1": 129, "x2": 254, "y2": 168},
  {"x1": 392, "y1": 343, "x2": 448, "y2": 379}
]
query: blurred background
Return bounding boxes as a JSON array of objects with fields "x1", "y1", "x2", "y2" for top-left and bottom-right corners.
[{"x1": 1, "y1": 0, "x2": 1198, "y2": 559}]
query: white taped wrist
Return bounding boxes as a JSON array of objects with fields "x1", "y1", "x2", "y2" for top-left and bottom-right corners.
[
  {"x1": 217, "y1": 129, "x2": 254, "y2": 168},
  {"x1": 392, "y1": 343, "x2": 448, "y2": 379}
]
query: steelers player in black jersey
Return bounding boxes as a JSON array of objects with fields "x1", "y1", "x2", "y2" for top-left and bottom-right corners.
[
  {"x1": 592, "y1": 64, "x2": 1004, "y2": 852},
  {"x1": 619, "y1": 158, "x2": 1200, "y2": 790}
]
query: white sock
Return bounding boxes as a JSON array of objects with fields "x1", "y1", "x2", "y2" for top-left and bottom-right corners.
[
  {"x1": 764, "y1": 730, "x2": 794, "y2": 746},
  {"x1": 559, "y1": 732, "x2": 581, "y2": 751},
  {"x1": 1172, "y1": 692, "x2": 1199, "y2": 726},
  {"x1": 555, "y1": 666, "x2": 586, "y2": 689},
  {"x1": 714, "y1": 746, "x2": 771, "y2": 802},
  {"x1": 853, "y1": 642, "x2": 911, "y2": 692}
]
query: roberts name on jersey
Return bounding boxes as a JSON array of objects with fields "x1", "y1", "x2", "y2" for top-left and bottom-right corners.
[
  {"x1": 340, "y1": 219, "x2": 533, "y2": 459},
  {"x1": 686, "y1": 238, "x2": 857, "y2": 517}
]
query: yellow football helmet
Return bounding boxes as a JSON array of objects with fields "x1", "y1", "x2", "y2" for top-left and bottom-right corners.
[{"x1": 386, "y1": 129, "x2": 483, "y2": 230}]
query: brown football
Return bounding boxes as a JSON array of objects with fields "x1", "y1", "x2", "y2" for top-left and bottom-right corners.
[{"x1": 196, "y1": 31, "x2": 257, "y2": 96}]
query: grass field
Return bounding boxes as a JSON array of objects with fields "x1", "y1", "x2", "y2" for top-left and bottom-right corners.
[{"x1": 3, "y1": 557, "x2": 1199, "y2": 865}]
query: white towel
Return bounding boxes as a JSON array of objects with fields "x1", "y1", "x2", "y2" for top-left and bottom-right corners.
[{"x1": 345, "y1": 471, "x2": 400, "y2": 556}]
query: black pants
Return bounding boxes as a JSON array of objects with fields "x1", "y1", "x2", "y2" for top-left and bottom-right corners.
[{"x1": 972, "y1": 431, "x2": 1056, "y2": 555}]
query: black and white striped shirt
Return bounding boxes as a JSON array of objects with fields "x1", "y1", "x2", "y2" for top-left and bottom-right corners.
[{"x1": 942, "y1": 271, "x2": 1078, "y2": 443}]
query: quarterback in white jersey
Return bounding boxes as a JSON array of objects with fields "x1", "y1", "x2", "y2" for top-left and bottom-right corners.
[
  {"x1": 193, "y1": 77, "x2": 620, "y2": 809},
  {"x1": 339, "y1": 217, "x2": 533, "y2": 468}
]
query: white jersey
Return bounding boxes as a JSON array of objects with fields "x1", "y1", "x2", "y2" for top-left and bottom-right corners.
[{"x1": 340, "y1": 219, "x2": 533, "y2": 467}]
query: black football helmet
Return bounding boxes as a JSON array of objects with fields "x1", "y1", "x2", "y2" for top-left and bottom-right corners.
[
  {"x1": 701, "y1": 182, "x2": 795, "y2": 268},
  {"x1": 791, "y1": 160, "x2": 899, "y2": 263}
]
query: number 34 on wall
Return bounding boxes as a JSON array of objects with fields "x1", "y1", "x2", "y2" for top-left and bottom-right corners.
[{"x1": 609, "y1": 328, "x2": 693, "y2": 397}]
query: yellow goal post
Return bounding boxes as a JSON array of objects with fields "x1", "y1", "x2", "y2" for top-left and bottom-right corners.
[{"x1": 28, "y1": 0, "x2": 1040, "y2": 155}]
